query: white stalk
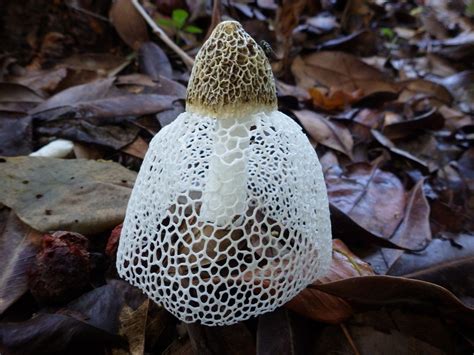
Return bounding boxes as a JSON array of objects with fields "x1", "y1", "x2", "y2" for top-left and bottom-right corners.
[
  {"x1": 29, "y1": 139, "x2": 74, "y2": 158},
  {"x1": 200, "y1": 115, "x2": 254, "y2": 226}
]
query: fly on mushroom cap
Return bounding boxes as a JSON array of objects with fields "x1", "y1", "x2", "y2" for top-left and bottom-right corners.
[
  {"x1": 117, "y1": 20, "x2": 332, "y2": 326},
  {"x1": 186, "y1": 21, "x2": 277, "y2": 119}
]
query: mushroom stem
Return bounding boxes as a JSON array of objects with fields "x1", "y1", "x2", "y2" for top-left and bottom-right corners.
[{"x1": 200, "y1": 116, "x2": 254, "y2": 226}]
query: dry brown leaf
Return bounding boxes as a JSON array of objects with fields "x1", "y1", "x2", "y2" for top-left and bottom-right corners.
[
  {"x1": 420, "y1": 9, "x2": 449, "y2": 40},
  {"x1": 187, "y1": 322, "x2": 255, "y2": 355},
  {"x1": 109, "y1": 0, "x2": 149, "y2": 50},
  {"x1": 382, "y1": 108, "x2": 445, "y2": 140},
  {"x1": 293, "y1": 110, "x2": 354, "y2": 159},
  {"x1": 257, "y1": 309, "x2": 295, "y2": 354},
  {"x1": 383, "y1": 180, "x2": 432, "y2": 269},
  {"x1": 322, "y1": 239, "x2": 375, "y2": 282},
  {"x1": 276, "y1": 80, "x2": 310, "y2": 101},
  {"x1": 113, "y1": 299, "x2": 149, "y2": 355},
  {"x1": 138, "y1": 42, "x2": 173, "y2": 80},
  {"x1": 0, "y1": 211, "x2": 42, "y2": 315},
  {"x1": 438, "y1": 70, "x2": 474, "y2": 113},
  {"x1": 371, "y1": 129, "x2": 431, "y2": 171},
  {"x1": 309, "y1": 87, "x2": 364, "y2": 110},
  {"x1": 274, "y1": 0, "x2": 313, "y2": 74},
  {"x1": 291, "y1": 51, "x2": 399, "y2": 97},
  {"x1": 12, "y1": 67, "x2": 67, "y2": 94},
  {"x1": 0, "y1": 82, "x2": 44, "y2": 103},
  {"x1": 286, "y1": 287, "x2": 352, "y2": 324},
  {"x1": 162, "y1": 338, "x2": 194, "y2": 355},
  {"x1": 340, "y1": 0, "x2": 373, "y2": 32},
  {"x1": 0, "y1": 112, "x2": 32, "y2": 156},
  {"x1": 121, "y1": 136, "x2": 149, "y2": 159},
  {"x1": 73, "y1": 142, "x2": 106, "y2": 160},
  {"x1": 398, "y1": 79, "x2": 452, "y2": 107},
  {"x1": 326, "y1": 162, "x2": 406, "y2": 239},
  {"x1": 286, "y1": 240, "x2": 374, "y2": 324},
  {"x1": 314, "y1": 276, "x2": 474, "y2": 325},
  {"x1": 30, "y1": 77, "x2": 115, "y2": 114},
  {"x1": 0, "y1": 157, "x2": 136, "y2": 234},
  {"x1": 60, "y1": 53, "x2": 130, "y2": 75},
  {"x1": 389, "y1": 234, "x2": 473, "y2": 302}
]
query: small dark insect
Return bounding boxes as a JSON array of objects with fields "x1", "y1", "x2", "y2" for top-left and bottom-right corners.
[{"x1": 259, "y1": 40, "x2": 278, "y2": 60}]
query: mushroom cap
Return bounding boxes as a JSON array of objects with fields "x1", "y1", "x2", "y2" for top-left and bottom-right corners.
[
  {"x1": 186, "y1": 21, "x2": 277, "y2": 119},
  {"x1": 117, "y1": 20, "x2": 332, "y2": 326},
  {"x1": 117, "y1": 110, "x2": 332, "y2": 326}
]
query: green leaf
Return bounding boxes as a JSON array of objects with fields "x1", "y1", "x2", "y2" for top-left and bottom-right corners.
[
  {"x1": 380, "y1": 27, "x2": 395, "y2": 40},
  {"x1": 409, "y1": 6, "x2": 423, "y2": 16},
  {"x1": 183, "y1": 25, "x2": 203, "y2": 34},
  {"x1": 172, "y1": 9, "x2": 189, "y2": 29},
  {"x1": 467, "y1": 0, "x2": 474, "y2": 17},
  {"x1": 157, "y1": 18, "x2": 175, "y2": 29}
]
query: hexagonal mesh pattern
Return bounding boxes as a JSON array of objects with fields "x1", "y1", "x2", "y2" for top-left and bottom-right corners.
[{"x1": 117, "y1": 110, "x2": 332, "y2": 326}]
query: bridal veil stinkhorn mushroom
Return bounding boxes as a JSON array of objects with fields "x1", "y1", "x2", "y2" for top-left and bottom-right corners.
[{"x1": 117, "y1": 21, "x2": 332, "y2": 326}]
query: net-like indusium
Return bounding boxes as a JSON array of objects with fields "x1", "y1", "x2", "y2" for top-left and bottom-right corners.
[{"x1": 117, "y1": 21, "x2": 332, "y2": 326}]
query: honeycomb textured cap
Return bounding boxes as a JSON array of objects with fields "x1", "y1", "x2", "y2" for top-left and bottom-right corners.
[
  {"x1": 116, "y1": 110, "x2": 332, "y2": 326},
  {"x1": 186, "y1": 21, "x2": 277, "y2": 119}
]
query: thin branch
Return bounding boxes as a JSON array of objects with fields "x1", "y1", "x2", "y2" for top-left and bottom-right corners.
[
  {"x1": 131, "y1": 0, "x2": 194, "y2": 69},
  {"x1": 66, "y1": 3, "x2": 110, "y2": 22},
  {"x1": 340, "y1": 323, "x2": 361, "y2": 355},
  {"x1": 205, "y1": 0, "x2": 222, "y2": 39}
]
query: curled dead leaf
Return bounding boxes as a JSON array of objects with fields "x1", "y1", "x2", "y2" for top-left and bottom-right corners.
[
  {"x1": 293, "y1": 110, "x2": 354, "y2": 159},
  {"x1": 286, "y1": 240, "x2": 374, "y2": 324},
  {"x1": 309, "y1": 87, "x2": 364, "y2": 111},
  {"x1": 326, "y1": 162, "x2": 406, "y2": 239},
  {"x1": 109, "y1": 0, "x2": 149, "y2": 50},
  {"x1": 291, "y1": 51, "x2": 398, "y2": 98},
  {"x1": 313, "y1": 276, "x2": 474, "y2": 325}
]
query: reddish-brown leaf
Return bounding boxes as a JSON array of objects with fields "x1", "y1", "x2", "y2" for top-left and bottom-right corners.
[
  {"x1": 138, "y1": 42, "x2": 173, "y2": 80},
  {"x1": 121, "y1": 136, "x2": 149, "y2": 160},
  {"x1": 313, "y1": 276, "x2": 474, "y2": 325},
  {"x1": 257, "y1": 309, "x2": 295, "y2": 355},
  {"x1": 293, "y1": 110, "x2": 354, "y2": 159},
  {"x1": 109, "y1": 0, "x2": 149, "y2": 50},
  {"x1": 382, "y1": 180, "x2": 432, "y2": 269},
  {"x1": 291, "y1": 51, "x2": 398, "y2": 96},
  {"x1": 0, "y1": 82, "x2": 44, "y2": 104},
  {"x1": 187, "y1": 322, "x2": 255, "y2": 355},
  {"x1": 398, "y1": 79, "x2": 452, "y2": 107},
  {"x1": 0, "y1": 111, "x2": 32, "y2": 156},
  {"x1": 326, "y1": 162, "x2": 406, "y2": 239},
  {"x1": 30, "y1": 78, "x2": 115, "y2": 114},
  {"x1": 308, "y1": 87, "x2": 364, "y2": 111},
  {"x1": 286, "y1": 240, "x2": 374, "y2": 324},
  {"x1": 382, "y1": 108, "x2": 445, "y2": 140},
  {"x1": 0, "y1": 211, "x2": 42, "y2": 315},
  {"x1": 389, "y1": 234, "x2": 474, "y2": 300},
  {"x1": 12, "y1": 67, "x2": 67, "y2": 94},
  {"x1": 286, "y1": 287, "x2": 352, "y2": 324}
]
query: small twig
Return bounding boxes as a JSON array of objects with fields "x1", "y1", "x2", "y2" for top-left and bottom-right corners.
[
  {"x1": 340, "y1": 323, "x2": 361, "y2": 355},
  {"x1": 205, "y1": 0, "x2": 222, "y2": 39},
  {"x1": 131, "y1": 0, "x2": 194, "y2": 69},
  {"x1": 66, "y1": 3, "x2": 110, "y2": 22}
]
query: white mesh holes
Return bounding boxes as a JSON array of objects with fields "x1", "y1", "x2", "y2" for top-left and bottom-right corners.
[{"x1": 117, "y1": 110, "x2": 332, "y2": 326}]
